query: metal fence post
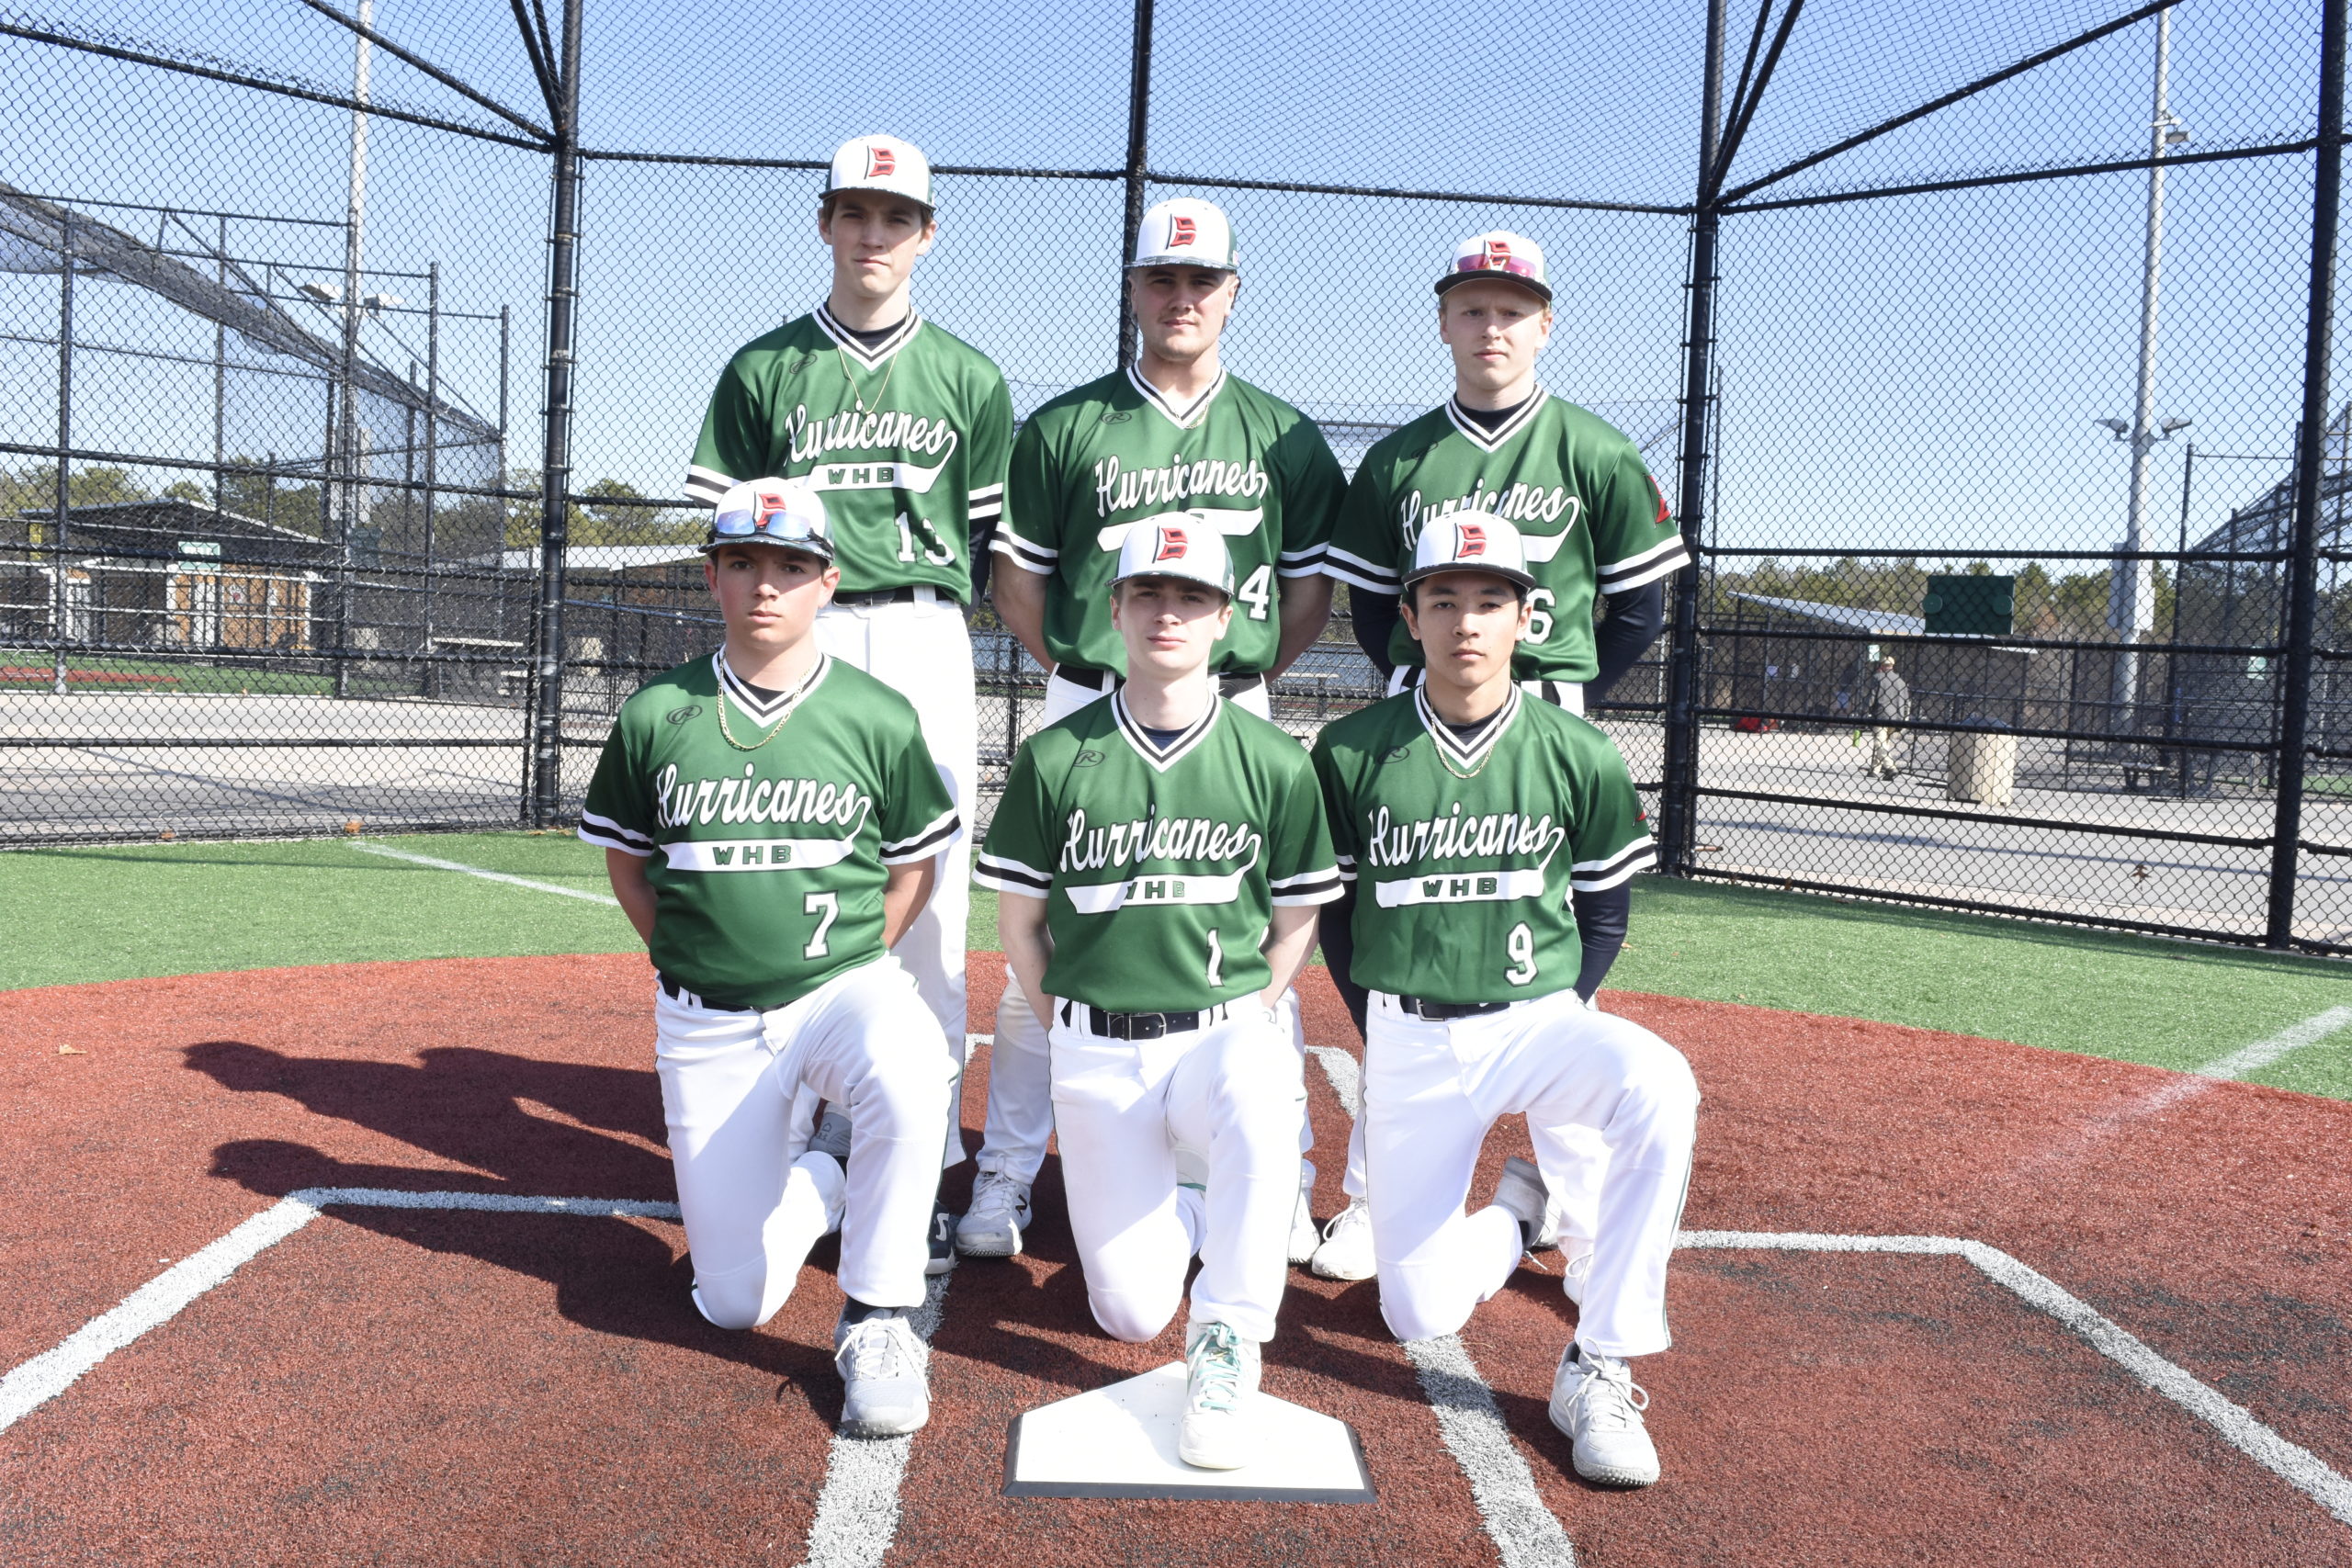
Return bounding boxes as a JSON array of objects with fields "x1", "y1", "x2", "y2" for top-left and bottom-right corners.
[
  {"x1": 2265, "y1": 0, "x2": 2346, "y2": 949},
  {"x1": 1657, "y1": 0, "x2": 1728, "y2": 876},
  {"x1": 423, "y1": 260, "x2": 440, "y2": 696},
  {"x1": 1114, "y1": 0, "x2": 1156, "y2": 363},
  {"x1": 529, "y1": 0, "x2": 585, "y2": 829},
  {"x1": 51, "y1": 209, "x2": 73, "y2": 696}
]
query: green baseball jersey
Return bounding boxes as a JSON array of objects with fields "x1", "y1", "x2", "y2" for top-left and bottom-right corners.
[
  {"x1": 579, "y1": 650, "x2": 959, "y2": 1011},
  {"x1": 992, "y1": 366, "x2": 1345, "y2": 675},
  {"x1": 975, "y1": 692, "x2": 1342, "y2": 1013},
  {"x1": 686, "y1": 305, "x2": 1014, "y2": 603},
  {"x1": 1323, "y1": 390, "x2": 1689, "y2": 682},
  {"x1": 1311, "y1": 685, "x2": 1654, "y2": 1006}
]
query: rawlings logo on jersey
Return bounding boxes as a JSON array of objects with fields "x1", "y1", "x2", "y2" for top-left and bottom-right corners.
[
  {"x1": 1399, "y1": 484, "x2": 1580, "y2": 560},
  {"x1": 1093, "y1": 453, "x2": 1270, "y2": 517},
  {"x1": 654, "y1": 761, "x2": 875, "y2": 835}
]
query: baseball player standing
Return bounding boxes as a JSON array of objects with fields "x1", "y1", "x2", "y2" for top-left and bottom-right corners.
[
  {"x1": 684, "y1": 135, "x2": 1013, "y2": 1234},
  {"x1": 1311, "y1": 512, "x2": 1699, "y2": 1487},
  {"x1": 1310, "y1": 231, "x2": 1689, "y2": 1281},
  {"x1": 581, "y1": 478, "x2": 961, "y2": 1438},
  {"x1": 974, "y1": 197, "x2": 1348, "y2": 1261},
  {"x1": 975, "y1": 523, "x2": 1343, "y2": 1469}
]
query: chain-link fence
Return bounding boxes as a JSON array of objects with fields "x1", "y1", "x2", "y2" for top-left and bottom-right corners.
[{"x1": 1, "y1": 0, "x2": 2345, "y2": 953}]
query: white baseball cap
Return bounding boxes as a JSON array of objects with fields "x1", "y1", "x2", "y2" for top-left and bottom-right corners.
[
  {"x1": 1434, "y1": 231, "x2": 1551, "y2": 304},
  {"x1": 703, "y1": 476, "x2": 834, "y2": 562},
  {"x1": 1109, "y1": 516, "x2": 1236, "y2": 596},
  {"x1": 1402, "y1": 510, "x2": 1536, "y2": 591},
  {"x1": 1131, "y1": 197, "x2": 1238, "y2": 273},
  {"x1": 824, "y1": 134, "x2": 933, "y2": 211}
]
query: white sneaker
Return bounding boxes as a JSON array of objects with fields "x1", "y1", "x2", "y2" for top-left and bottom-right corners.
[
  {"x1": 956, "y1": 1171, "x2": 1033, "y2": 1258},
  {"x1": 1549, "y1": 1343, "x2": 1659, "y2": 1487},
  {"x1": 1287, "y1": 1162, "x2": 1319, "y2": 1265},
  {"x1": 1179, "y1": 1320, "x2": 1262, "y2": 1470},
  {"x1": 1561, "y1": 1240, "x2": 1596, "y2": 1307},
  {"x1": 1493, "y1": 1156, "x2": 1548, "y2": 1251},
  {"x1": 834, "y1": 1311, "x2": 931, "y2": 1438},
  {"x1": 1308, "y1": 1197, "x2": 1376, "y2": 1281}
]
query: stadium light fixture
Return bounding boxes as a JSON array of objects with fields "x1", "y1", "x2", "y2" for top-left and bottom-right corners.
[
  {"x1": 2161, "y1": 416, "x2": 2192, "y2": 434},
  {"x1": 2096, "y1": 418, "x2": 2130, "y2": 436}
]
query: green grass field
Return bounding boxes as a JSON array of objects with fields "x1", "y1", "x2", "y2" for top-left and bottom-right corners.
[{"x1": 6, "y1": 831, "x2": 2346, "y2": 1099}]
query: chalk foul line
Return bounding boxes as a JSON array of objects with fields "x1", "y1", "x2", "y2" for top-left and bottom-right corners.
[{"x1": 346, "y1": 839, "x2": 621, "y2": 906}]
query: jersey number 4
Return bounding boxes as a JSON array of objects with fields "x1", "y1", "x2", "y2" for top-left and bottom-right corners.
[
  {"x1": 804, "y1": 891, "x2": 840, "y2": 959},
  {"x1": 1237, "y1": 564, "x2": 1272, "y2": 622}
]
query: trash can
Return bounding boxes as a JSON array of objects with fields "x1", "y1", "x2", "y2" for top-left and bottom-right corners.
[{"x1": 1946, "y1": 721, "x2": 2018, "y2": 807}]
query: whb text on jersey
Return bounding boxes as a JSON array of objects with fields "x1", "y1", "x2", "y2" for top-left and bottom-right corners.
[{"x1": 1095, "y1": 454, "x2": 1270, "y2": 516}]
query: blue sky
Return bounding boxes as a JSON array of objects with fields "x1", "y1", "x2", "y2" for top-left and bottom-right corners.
[{"x1": 0, "y1": 0, "x2": 2336, "y2": 561}]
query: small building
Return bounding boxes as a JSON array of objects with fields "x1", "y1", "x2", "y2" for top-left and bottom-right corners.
[{"x1": 3, "y1": 499, "x2": 332, "y2": 653}]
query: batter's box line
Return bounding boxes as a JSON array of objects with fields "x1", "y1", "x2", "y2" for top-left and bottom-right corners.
[{"x1": 1677, "y1": 1230, "x2": 2352, "y2": 1532}]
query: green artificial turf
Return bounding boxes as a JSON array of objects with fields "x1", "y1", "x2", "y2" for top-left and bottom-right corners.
[
  {"x1": 2, "y1": 832, "x2": 638, "y2": 988},
  {"x1": 7, "y1": 837, "x2": 2345, "y2": 1098}
]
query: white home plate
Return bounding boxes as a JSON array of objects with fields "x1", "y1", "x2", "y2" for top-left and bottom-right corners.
[{"x1": 1003, "y1": 1362, "x2": 1375, "y2": 1502}]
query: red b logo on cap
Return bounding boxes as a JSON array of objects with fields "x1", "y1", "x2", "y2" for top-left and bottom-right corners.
[
  {"x1": 1155, "y1": 527, "x2": 1190, "y2": 561},
  {"x1": 1170, "y1": 215, "x2": 1197, "y2": 247},
  {"x1": 1456, "y1": 522, "x2": 1488, "y2": 557},
  {"x1": 866, "y1": 147, "x2": 897, "y2": 178},
  {"x1": 757, "y1": 490, "x2": 792, "y2": 522},
  {"x1": 1481, "y1": 239, "x2": 1511, "y2": 270}
]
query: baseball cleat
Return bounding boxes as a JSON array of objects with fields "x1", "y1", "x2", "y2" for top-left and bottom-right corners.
[
  {"x1": 1287, "y1": 1162, "x2": 1319, "y2": 1265},
  {"x1": 1493, "y1": 1156, "x2": 1549, "y2": 1253},
  {"x1": 809, "y1": 1109, "x2": 853, "y2": 1167},
  {"x1": 1530, "y1": 1190, "x2": 1567, "y2": 1251},
  {"x1": 1561, "y1": 1240, "x2": 1596, "y2": 1307},
  {"x1": 1308, "y1": 1197, "x2": 1376, "y2": 1281},
  {"x1": 924, "y1": 1199, "x2": 959, "y2": 1276},
  {"x1": 834, "y1": 1309, "x2": 931, "y2": 1438},
  {"x1": 1178, "y1": 1320, "x2": 1262, "y2": 1470},
  {"x1": 1549, "y1": 1343, "x2": 1659, "y2": 1487},
  {"x1": 955, "y1": 1171, "x2": 1032, "y2": 1258}
]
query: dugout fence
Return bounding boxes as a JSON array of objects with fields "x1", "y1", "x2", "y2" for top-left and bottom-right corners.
[{"x1": 0, "y1": 0, "x2": 2346, "y2": 953}]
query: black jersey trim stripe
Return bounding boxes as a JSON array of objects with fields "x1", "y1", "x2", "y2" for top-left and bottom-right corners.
[
  {"x1": 990, "y1": 536, "x2": 1056, "y2": 573},
  {"x1": 1271, "y1": 870, "x2": 1346, "y2": 907},
  {"x1": 1572, "y1": 837, "x2": 1656, "y2": 876},
  {"x1": 578, "y1": 818, "x2": 653, "y2": 857},
  {"x1": 1276, "y1": 544, "x2": 1327, "y2": 565},
  {"x1": 579, "y1": 807, "x2": 654, "y2": 850},
  {"x1": 1415, "y1": 683, "x2": 1521, "y2": 771},
  {"x1": 685, "y1": 464, "x2": 734, "y2": 504},
  {"x1": 714, "y1": 649, "x2": 830, "y2": 724},
  {"x1": 1110, "y1": 689, "x2": 1221, "y2": 773},
  {"x1": 1569, "y1": 839, "x2": 1657, "y2": 892},
  {"x1": 1321, "y1": 544, "x2": 1400, "y2": 593},
  {"x1": 1597, "y1": 536, "x2": 1692, "y2": 591},
  {"x1": 1269, "y1": 865, "x2": 1340, "y2": 890},
  {"x1": 991, "y1": 527, "x2": 1057, "y2": 571},
  {"x1": 1442, "y1": 387, "x2": 1546, "y2": 454},
  {"x1": 814, "y1": 303, "x2": 922, "y2": 368},
  {"x1": 880, "y1": 807, "x2": 962, "y2": 863},
  {"x1": 974, "y1": 852, "x2": 1053, "y2": 897},
  {"x1": 970, "y1": 482, "x2": 1004, "y2": 501},
  {"x1": 1125, "y1": 363, "x2": 1228, "y2": 431}
]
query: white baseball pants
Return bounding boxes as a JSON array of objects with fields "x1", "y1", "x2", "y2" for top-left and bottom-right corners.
[
  {"x1": 656, "y1": 957, "x2": 956, "y2": 1325},
  {"x1": 1363, "y1": 987, "x2": 1697, "y2": 1358},
  {"x1": 1047, "y1": 1000, "x2": 1303, "y2": 1343},
  {"x1": 977, "y1": 667, "x2": 1274, "y2": 1188},
  {"x1": 818, "y1": 591, "x2": 975, "y2": 1165}
]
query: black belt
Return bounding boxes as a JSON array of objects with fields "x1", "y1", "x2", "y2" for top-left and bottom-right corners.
[
  {"x1": 659, "y1": 971, "x2": 756, "y2": 1012},
  {"x1": 1054, "y1": 666, "x2": 1266, "y2": 699},
  {"x1": 1059, "y1": 998, "x2": 1231, "y2": 1040},
  {"x1": 831, "y1": 585, "x2": 924, "y2": 606},
  {"x1": 1396, "y1": 996, "x2": 1511, "y2": 1021}
]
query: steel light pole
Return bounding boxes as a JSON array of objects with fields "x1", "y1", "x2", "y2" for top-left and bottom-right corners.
[{"x1": 2100, "y1": 4, "x2": 2193, "y2": 734}]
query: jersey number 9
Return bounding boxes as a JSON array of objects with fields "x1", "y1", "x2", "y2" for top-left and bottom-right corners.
[{"x1": 1504, "y1": 921, "x2": 1538, "y2": 986}]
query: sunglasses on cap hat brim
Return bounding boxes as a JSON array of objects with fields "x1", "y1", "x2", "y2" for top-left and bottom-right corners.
[
  {"x1": 707, "y1": 504, "x2": 832, "y2": 558},
  {"x1": 1434, "y1": 256, "x2": 1553, "y2": 303}
]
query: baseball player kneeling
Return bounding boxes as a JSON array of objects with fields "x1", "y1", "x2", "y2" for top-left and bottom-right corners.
[
  {"x1": 1309, "y1": 512, "x2": 1699, "y2": 1488},
  {"x1": 582, "y1": 478, "x2": 960, "y2": 1438},
  {"x1": 975, "y1": 523, "x2": 1341, "y2": 1470}
]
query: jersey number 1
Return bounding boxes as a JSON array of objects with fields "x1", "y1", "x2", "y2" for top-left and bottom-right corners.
[{"x1": 1205, "y1": 929, "x2": 1224, "y2": 987}]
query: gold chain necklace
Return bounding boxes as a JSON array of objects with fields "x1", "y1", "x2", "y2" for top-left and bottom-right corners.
[
  {"x1": 715, "y1": 663, "x2": 815, "y2": 752},
  {"x1": 836, "y1": 325, "x2": 905, "y2": 413}
]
